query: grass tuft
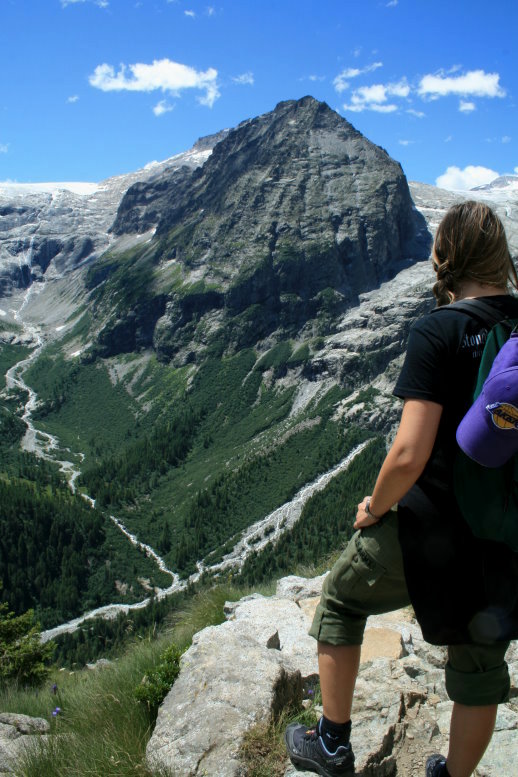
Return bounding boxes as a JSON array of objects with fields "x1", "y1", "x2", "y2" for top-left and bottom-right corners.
[{"x1": 240, "y1": 701, "x2": 319, "y2": 777}]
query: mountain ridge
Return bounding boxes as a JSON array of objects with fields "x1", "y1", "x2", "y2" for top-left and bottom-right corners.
[
  {"x1": 1, "y1": 96, "x2": 517, "y2": 639},
  {"x1": 85, "y1": 96, "x2": 430, "y2": 364}
]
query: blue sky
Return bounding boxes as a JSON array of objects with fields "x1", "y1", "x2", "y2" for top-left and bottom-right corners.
[{"x1": 0, "y1": 0, "x2": 516, "y2": 189}]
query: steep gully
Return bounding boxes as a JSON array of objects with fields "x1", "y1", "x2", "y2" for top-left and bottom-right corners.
[{"x1": 4, "y1": 290, "x2": 369, "y2": 643}]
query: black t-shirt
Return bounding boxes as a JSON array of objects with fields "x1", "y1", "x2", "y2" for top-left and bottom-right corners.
[
  {"x1": 392, "y1": 295, "x2": 518, "y2": 645},
  {"x1": 394, "y1": 295, "x2": 518, "y2": 503}
]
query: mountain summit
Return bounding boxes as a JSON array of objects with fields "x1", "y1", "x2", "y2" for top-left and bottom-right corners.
[{"x1": 89, "y1": 96, "x2": 430, "y2": 362}]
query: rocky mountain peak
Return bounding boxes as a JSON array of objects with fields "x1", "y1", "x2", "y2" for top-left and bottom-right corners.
[
  {"x1": 2, "y1": 96, "x2": 432, "y2": 369},
  {"x1": 191, "y1": 129, "x2": 230, "y2": 152},
  {"x1": 104, "y1": 96, "x2": 430, "y2": 362},
  {"x1": 472, "y1": 174, "x2": 518, "y2": 192}
]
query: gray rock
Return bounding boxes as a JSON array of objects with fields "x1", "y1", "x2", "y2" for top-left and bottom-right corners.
[
  {"x1": 147, "y1": 575, "x2": 518, "y2": 777},
  {"x1": 275, "y1": 574, "x2": 328, "y2": 601},
  {"x1": 121, "y1": 96, "x2": 432, "y2": 362},
  {"x1": 0, "y1": 714, "x2": 49, "y2": 736},
  {"x1": 223, "y1": 592, "x2": 265, "y2": 618},
  {"x1": 86, "y1": 657, "x2": 113, "y2": 670},
  {"x1": 0, "y1": 713, "x2": 49, "y2": 775},
  {"x1": 146, "y1": 624, "x2": 302, "y2": 777}
]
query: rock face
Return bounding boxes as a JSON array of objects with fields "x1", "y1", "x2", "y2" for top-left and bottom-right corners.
[
  {"x1": 146, "y1": 575, "x2": 518, "y2": 777},
  {"x1": 104, "y1": 97, "x2": 431, "y2": 362},
  {"x1": 118, "y1": 98, "x2": 429, "y2": 283},
  {"x1": 1, "y1": 97, "x2": 431, "y2": 368}
]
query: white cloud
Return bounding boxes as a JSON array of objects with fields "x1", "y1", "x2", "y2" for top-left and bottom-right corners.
[
  {"x1": 436, "y1": 165, "x2": 500, "y2": 191},
  {"x1": 334, "y1": 77, "x2": 350, "y2": 94},
  {"x1": 153, "y1": 100, "x2": 174, "y2": 116},
  {"x1": 206, "y1": 6, "x2": 215, "y2": 15},
  {"x1": 333, "y1": 62, "x2": 382, "y2": 93},
  {"x1": 232, "y1": 72, "x2": 254, "y2": 86},
  {"x1": 342, "y1": 79, "x2": 409, "y2": 112},
  {"x1": 502, "y1": 136, "x2": 511, "y2": 144},
  {"x1": 386, "y1": 0, "x2": 398, "y2": 6},
  {"x1": 515, "y1": 167, "x2": 518, "y2": 175},
  {"x1": 309, "y1": 75, "x2": 326, "y2": 82},
  {"x1": 370, "y1": 103, "x2": 398, "y2": 113},
  {"x1": 418, "y1": 69, "x2": 505, "y2": 99},
  {"x1": 67, "y1": 95, "x2": 79, "y2": 103},
  {"x1": 389, "y1": 81, "x2": 411, "y2": 98},
  {"x1": 89, "y1": 58, "x2": 220, "y2": 107},
  {"x1": 444, "y1": 135, "x2": 453, "y2": 142},
  {"x1": 0, "y1": 143, "x2": 8, "y2": 154},
  {"x1": 336, "y1": 65, "x2": 504, "y2": 118},
  {"x1": 358, "y1": 84, "x2": 388, "y2": 102},
  {"x1": 399, "y1": 139, "x2": 415, "y2": 146},
  {"x1": 61, "y1": 0, "x2": 108, "y2": 7},
  {"x1": 344, "y1": 101, "x2": 397, "y2": 113},
  {"x1": 184, "y1": 9, "x2": 195, "y2": 17}
]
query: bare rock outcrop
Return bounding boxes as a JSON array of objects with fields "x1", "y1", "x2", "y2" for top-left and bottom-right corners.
[
  {"x1": 146, "y1": 575, "x2": 518, "y2": 777},
  {"x1": 0, "y1": 713, "x2": 50, "y2": 775}
]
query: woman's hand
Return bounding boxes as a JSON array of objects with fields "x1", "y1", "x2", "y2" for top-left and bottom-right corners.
[{"x1": 354, "y1": 496, "x2": 380, "y2": 530}]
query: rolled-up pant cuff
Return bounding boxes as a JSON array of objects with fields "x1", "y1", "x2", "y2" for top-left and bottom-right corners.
[{"x1": 445, "y1": 660, "x2": 510, "y2": 706}]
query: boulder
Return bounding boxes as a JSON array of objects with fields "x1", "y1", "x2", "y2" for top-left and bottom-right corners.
[{"x1": 0, "y1": 713, "x2": 49, "y2": 775}]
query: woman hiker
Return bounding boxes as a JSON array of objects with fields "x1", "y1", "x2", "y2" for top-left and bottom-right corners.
[{"x1": 285, "y1": 200, "x2": 518, "y2": 777}]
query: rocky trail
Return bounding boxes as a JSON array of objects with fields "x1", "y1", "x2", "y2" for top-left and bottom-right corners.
[{"x1": 147, "y1": 574, "x2": 518, "y2": 777}]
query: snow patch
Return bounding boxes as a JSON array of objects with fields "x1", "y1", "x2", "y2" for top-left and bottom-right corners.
[{"x1": 0, "y1": 181, "x2": 99, "y2": 197}]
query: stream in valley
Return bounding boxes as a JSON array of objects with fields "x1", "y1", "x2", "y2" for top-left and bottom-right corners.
[{"x1": 4, "y1": 289, "x2": 369, "y2": 641}]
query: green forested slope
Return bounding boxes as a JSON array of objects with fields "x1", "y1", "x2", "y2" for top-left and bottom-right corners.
[
  {"x1": 0, "y1": 345, "x2": 171, "y2": 629},
  {"x1": 1, "y1": 323, "x2": 385, "y2": 633}
]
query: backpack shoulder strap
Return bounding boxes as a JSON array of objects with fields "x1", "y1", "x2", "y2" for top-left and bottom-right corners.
[{"x1": 431, "y1": 298, "x2": 505, "y2": 328}]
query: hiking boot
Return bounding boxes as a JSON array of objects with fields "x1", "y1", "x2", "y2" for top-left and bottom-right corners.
[
  {"x1": 285, "y1": 722, "x2": 355, "y2": 777},
  {"x1": 426, "y1": 754, "x2": 448, "y2": 776}
]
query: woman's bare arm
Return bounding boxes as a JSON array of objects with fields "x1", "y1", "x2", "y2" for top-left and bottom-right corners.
[{"x1": 354, "y1": 398, "x2": 443, "y2": 529}]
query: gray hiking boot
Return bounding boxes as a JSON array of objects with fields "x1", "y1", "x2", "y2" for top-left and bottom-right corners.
[
  {"x1": 426, "y1": 754, "x2": 447, "y2": 776},
  {"x1": 285, "y1": 722, "x2": 355, "y2": 777}
]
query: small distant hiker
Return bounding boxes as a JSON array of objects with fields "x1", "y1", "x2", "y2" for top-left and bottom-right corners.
[{"x1": 286, "y1": 200, "x2": 518, "y2": 777}]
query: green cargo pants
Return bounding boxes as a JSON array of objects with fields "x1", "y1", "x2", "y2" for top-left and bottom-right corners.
[{"x1": 308, "y1": 511, "x2": 511, "y2": 706}]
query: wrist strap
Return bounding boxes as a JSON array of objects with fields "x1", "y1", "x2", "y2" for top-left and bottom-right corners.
[{"x1": 365, "y1": 499, "x2": 379, "y2": 520}]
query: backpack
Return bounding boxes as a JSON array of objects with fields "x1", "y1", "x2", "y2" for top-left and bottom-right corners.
[{"x1": 435, "y1": 299, "x2": 518, "y2": 550}]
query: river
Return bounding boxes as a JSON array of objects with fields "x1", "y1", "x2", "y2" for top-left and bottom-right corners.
[{"x1": 4, "y1": 291, "x2": 370, "y2": 642}]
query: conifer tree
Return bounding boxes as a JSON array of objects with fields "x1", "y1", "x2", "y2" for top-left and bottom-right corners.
[{"x1": 0, "y1": 592, "x2": 54, "y2": 686}]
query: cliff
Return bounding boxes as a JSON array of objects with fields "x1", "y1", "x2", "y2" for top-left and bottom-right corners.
[
  {"x1": 96, "y1": 96, "x2": 430, "y2": 363},
  {"x1": 146, "y1": 575, "x2": 518, "y2": 777}
]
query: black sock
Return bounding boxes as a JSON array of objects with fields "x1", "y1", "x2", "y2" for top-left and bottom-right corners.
[{"x1": 318, "y1": 716, "x2": 351, "y2": 753}]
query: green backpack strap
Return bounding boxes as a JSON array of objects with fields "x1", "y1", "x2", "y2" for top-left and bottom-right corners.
[{"x1": 473, "y1": 319, "x2": 517, "y2": 398}]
